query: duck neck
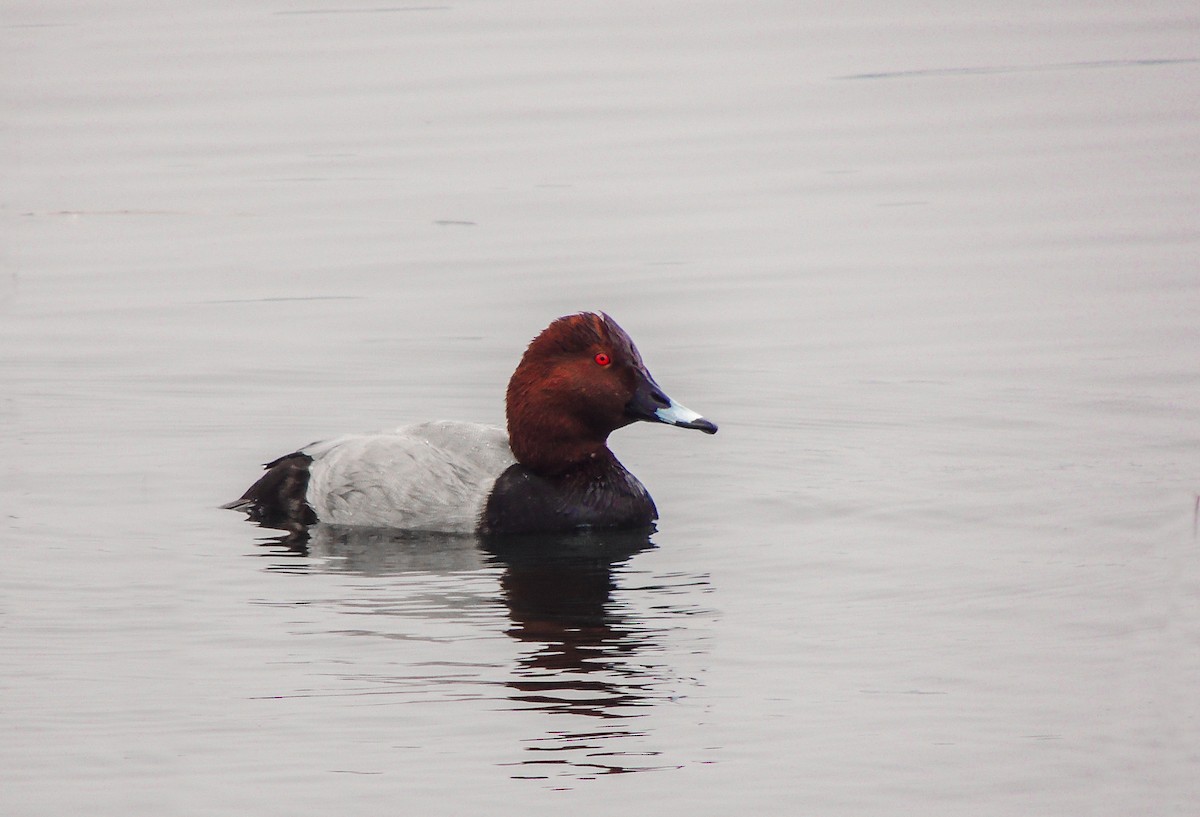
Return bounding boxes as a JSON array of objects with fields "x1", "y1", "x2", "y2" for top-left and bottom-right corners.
[{"x1": 508, "y1": 417, "x2": 614, "y2": 476}]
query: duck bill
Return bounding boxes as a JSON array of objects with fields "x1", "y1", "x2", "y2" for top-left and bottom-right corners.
[
  {"x1": 625, "y1": 372, "x2": 718, "y2": 434},
  {"x1": 654, "y1": 399, "x2": 718, "y2": 434}
]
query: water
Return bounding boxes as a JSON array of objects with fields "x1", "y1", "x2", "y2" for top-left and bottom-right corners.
[{"x1": 3, "y1": 2, "x2": 1198, "y2": 814}]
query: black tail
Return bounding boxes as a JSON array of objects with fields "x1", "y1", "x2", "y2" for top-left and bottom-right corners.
[{"x1": 223, "y1": 452, "x2": 317, "y2": 530}]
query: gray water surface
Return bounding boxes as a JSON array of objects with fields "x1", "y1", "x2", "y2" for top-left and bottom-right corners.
[{"x1": 3, "y1": 2, "x2": 1198, "y2": 814}]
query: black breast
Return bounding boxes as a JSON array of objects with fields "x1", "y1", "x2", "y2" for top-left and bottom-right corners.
[{"x1": 481, "y1": 456, "x2": 658, "y2": 535}]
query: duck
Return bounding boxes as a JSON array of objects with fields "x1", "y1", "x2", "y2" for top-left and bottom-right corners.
[{"x1": 225, "y1": 312, "x2": 717, "y2": 535}]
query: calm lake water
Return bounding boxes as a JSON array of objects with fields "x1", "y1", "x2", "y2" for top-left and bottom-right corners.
[{"x1": 3, "y1": 2, "x2": 1198, "y2": 814}]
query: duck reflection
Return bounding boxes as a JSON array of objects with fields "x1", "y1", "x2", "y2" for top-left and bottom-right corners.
[
  {"x1": 482, "y1": 530, "x2": 654, "y2": 711},
  {"x1": 255, "y1": 524, "x2": 691, "y2": 779},
  {"x1": 483, "y1": 530, "x2": 679, "y2": 779},
  {"x1": 274, "y1": 524, "x2": 491, "y2": 574}
]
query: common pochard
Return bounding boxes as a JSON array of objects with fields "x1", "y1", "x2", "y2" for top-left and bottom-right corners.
[{"x1": 225, "y1": 312, "x2": 717, "y2": 535}]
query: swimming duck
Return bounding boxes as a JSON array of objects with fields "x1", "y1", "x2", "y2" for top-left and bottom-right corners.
[{"x1": 225, "y1": 312, "x2": 716, "y2": 534}]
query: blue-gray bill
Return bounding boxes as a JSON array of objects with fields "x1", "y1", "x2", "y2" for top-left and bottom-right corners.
[{"x1": 655, "y1": 400, "x2": 718, "y2": 434}]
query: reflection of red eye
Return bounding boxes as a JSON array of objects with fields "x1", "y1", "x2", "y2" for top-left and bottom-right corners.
[{"x1": 594, "y1": 352, "x2": 611, "y2": 366}]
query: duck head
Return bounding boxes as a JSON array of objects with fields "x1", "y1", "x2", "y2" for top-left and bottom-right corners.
[{"x1": 506, "y1": 312, "x2": 717, "y2": 475}]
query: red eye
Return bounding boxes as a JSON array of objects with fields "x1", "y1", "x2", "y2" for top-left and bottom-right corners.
[{"x1": 594, "y1": 352, "x2": 611, "y2": 367}]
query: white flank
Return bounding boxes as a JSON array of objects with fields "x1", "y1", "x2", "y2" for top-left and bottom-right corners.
[{"x1": 303, "y1": 421, "x2": 516, "y2": 532}]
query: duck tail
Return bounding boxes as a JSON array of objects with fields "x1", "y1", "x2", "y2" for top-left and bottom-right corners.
[{"x1": 222, "y1": 452, "x2": 317, "y2": 530}]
